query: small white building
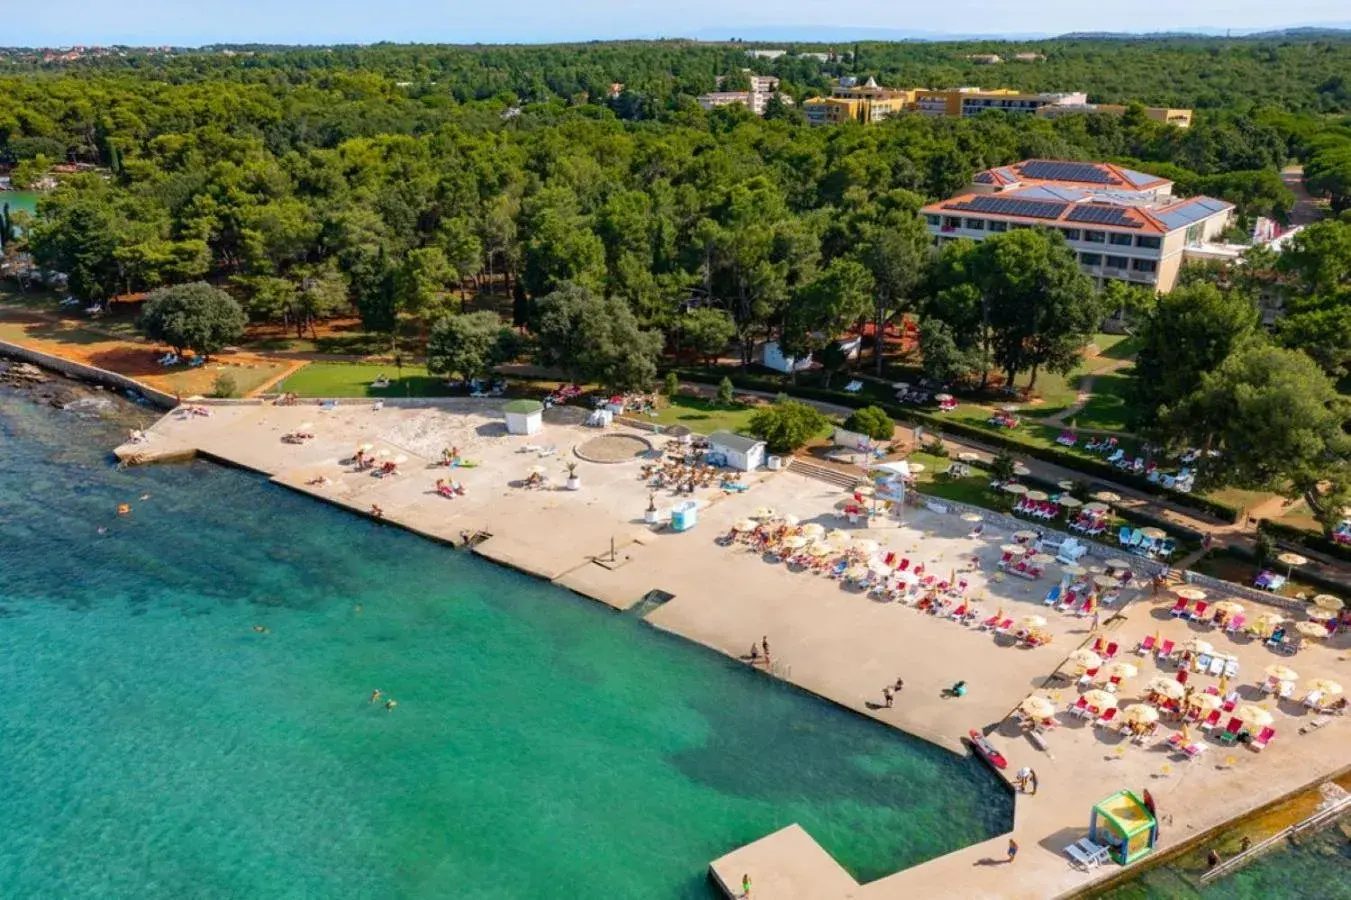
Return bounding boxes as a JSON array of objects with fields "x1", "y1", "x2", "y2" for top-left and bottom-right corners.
[
  {"x1": 708, "y1": 431, "x2": 767, "y2": 472},
  {"x1": 503, "y1": 399, "x2": 543, "y2": 435},
  {"x1": 760, "y1": 340, "x2": 813, "y2": 374}
]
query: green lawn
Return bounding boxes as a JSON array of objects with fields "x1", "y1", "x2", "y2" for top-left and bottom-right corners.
[
  {"x1": 276, "y1": 362, "x2": 454, "y2": 397},
  {"x1": 1068, "y1": 369, "x2": 1137, "y2": 432},
  {"x1": 650, "y1": 395, "x2": 761, "y2": 435}
]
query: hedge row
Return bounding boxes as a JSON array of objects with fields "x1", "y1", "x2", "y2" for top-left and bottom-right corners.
[
  {"x1": 1258, "y1": 520, "x2": 1351, "y2": 566},
  {"x1": 674, "y1": 368, "x2": 1242, "y2": 524}
]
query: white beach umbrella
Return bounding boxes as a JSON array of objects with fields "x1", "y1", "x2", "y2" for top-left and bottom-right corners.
[{"x1": 1068, "y1": 648, "x2": 1103, "y2": 670}]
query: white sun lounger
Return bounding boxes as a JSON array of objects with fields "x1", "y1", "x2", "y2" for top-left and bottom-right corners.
[{"x1": 1064, "y1": 838, "x2": 1110, "y2": 870}]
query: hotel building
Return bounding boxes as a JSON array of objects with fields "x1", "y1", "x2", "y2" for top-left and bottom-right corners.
[{"x1": 921, "y1": 159, "x2": 1235, "y2": 292}]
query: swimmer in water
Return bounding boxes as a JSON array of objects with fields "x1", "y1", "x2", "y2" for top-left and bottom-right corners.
[
  {"x1": 384, "y1": 699, "x2": 398, "y2": 711},
  {"x1": 117, "y1": 503, "x2": 131, "y2": 515},
  {"x1": 370, "y1": 689, "x2": 382, "y2": 704},
  {"x1": 252, "y1": 625, "x2": 269, "y2": 634},
  {"x1": 140, "y1": 494, "x2": 151, "y2": 501},
  {"x1": 97, "y1": 526, "x2": 108, "y2": 535}
]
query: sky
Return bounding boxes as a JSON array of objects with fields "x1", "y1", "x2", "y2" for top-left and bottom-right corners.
[{"x1": 8, "y1": 0, "x2": 1351, "y2": 47}]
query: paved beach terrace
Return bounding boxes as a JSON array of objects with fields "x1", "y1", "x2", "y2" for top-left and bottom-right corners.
[{"x1": 116, "y1": 399, "x2": 1350, "y2": 899}]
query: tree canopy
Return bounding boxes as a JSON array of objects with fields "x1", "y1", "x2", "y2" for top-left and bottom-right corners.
[{"x1": 138, "y1": 282, "x2": 247, "y2": 360}]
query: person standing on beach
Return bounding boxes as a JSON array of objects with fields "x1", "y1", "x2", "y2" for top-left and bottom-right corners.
[
  {"x1": 761, "y1": 635, "x2": 770, "y2": 659},
  {"x1": 894, "y1": 677, "x2": 904, "y2": 693},
  {"x1": 741, "y1": 873, "x2": 752, "y2": 897},
  {"x1": 1029, "y1": 770, "x2": 1038, "y2": 795},
  {"x1": 1015, "y1": 767, "x2": 1031, "y2": 792},
  {"x1": 1007, "y1": 839, "x2": 1018, "y2": 862},
  {"x1": 749, "y1": 644, "x2": 759, "y2": 665},
  {"x1": 883, "y1": 686, "x2": 894, "y2": 708}
]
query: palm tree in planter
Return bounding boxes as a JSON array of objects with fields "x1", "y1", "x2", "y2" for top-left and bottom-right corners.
[{"x1": 565, "y1": 461, "x2": 581, "y2": 491}]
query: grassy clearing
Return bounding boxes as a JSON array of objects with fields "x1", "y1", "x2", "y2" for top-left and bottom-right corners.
[
  {"x1": 1193, "y1": 552, "x2": 1322, "y2": 599},
  {"x1": 1068, "y1": 369, "x2": 1137, "y2": 432},
  {"x1": 275, "y1": 362, "x2": 451, "y2": 397},
  {"x1": 651, "y1": 395, "x2": 762, "y2": 435}
]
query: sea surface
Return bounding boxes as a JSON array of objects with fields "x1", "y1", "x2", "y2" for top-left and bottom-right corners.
[
  {"x1": 1, "y1": 189, "x2": 39, "y2": 219},
  {"x1": 0, "y1": 385, "x2": 1011, "y2": 899}
]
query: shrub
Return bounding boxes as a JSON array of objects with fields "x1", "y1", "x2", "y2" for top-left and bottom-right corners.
[
  {"x1": 843, "y1": 405, "x2": 894, "y2": 441},
  {"x1": 716, "y1": 376, "x2": 734, "y2": 405},
  {"x1": 211, "y1": 372, "x2": 237, "y2": 398},
  {"x1": 748, "y1": 399, "x2": 830, "y2": 453},
  {"x1": 922, "y1": 437, "x2": 949, "y2": 458},
  {"x1": 990, "y1": 450, "x2": 1016, "y2": 483}
]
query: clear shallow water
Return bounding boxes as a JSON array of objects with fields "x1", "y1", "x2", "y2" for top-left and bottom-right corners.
[
  {"x1": 0, "y1": 387, "x2": 1011, "y2": 899},
  {"x1": 1, "y1": 189, "x2": 39, "y2": 218},
  {"x1": 1094, "y1": 823, "x2": 1351, "y2": 899}
]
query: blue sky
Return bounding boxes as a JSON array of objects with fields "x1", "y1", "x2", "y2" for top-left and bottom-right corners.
[{"x1": 9, "y1": 0, "x2": 1350, "y2": 46}]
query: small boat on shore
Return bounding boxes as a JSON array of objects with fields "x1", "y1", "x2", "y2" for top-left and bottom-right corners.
[{"x1": 967, "y1": 729, "x2": 1008, "y2": 770}]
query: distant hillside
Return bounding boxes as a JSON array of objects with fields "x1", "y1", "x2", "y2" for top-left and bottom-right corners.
[{"x1": 1058, "y1": 26, "x2": 1351, "y2": 41}]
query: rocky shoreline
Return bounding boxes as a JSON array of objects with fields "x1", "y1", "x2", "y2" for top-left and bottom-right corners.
[{"x1": 0, "y1": 358, "x2": 139, "y2": 420}]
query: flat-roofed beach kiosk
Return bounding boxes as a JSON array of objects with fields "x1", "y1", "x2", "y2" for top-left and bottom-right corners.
[
  {"x1": 708, "y1": 432, "x2": 766, "y2": 472},
  {"x1": 503, "y1": 399, "x2": 543, "y2": 436}
]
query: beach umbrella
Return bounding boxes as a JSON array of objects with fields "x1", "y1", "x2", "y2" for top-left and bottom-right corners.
[
  {"x1": 1306, "y1": 607, "x2": 1336, "y2": 623},
  {"x1": 1174, "y1": 586, "x2": 1207, "y2": 601},
  {"x1": 1213, "y1": 600, "x2": 1245, "y2": 617},
  {"x1": 298, "y1": 421, "x2": 314, "y2": 431},
  {"x1": 1025, "y1": 490, "x2": 1049, "y2": 502},
  {"x1": 1021, "y1": 695, "x2": 1056, "y2": 719},
  {"x1": 359, "y1": 442, "x2": 374, "y2": 451},
  {"x1": 1252, "y1": 612, "x2": 1285, "y2": 633},
  {"x1": 1001, "y1": 404, "x2": 1019, "y2": 413},
  {"x1": 1061, "y1": 564, "x2": 1087, "y2": 577},
  {"x1": 1003, "y1": 483, "x2": 1029, "y2": 495},
  {"x1": 1103, "y1": 661, "x2": 1139, "y2": 680},
  {"x1": 957, "y1": 452, "x2": 980, "y2": 462},
  {"x1": 1020, "y1": 614, "x2": 1048, "y2": 629},
  {"x1": 1235, "y1": 705, "x2": 1274, "y2": 728},
  {"x1": 1264, "y1": 664, "x2": 1299, "y2": 683},
  {"x1": 1312, "y1": 594, "x2": 1344, "y2": 611},
  {"x1": 844, "y1": 565, "x2": 871, "y2": 581},
  {"x1": 1094, "y1": 491, "x2": 1122, "y2": 503},
  {"x1": 752, "y1": 506, "x2": 776, "y2": 520},
  {"x1": 1103, "y1": 558, "x2": 1130, "y2": 570},
  {"x1": 1084, "y1": 502, "x2": 1110, "y2": 513},
  {"x1": 895, "y1": 569, "x2": 919, "y2": 585},
  {"x1": 781, "y1": 514, "x2": 800, "y2": 527},
  {"x1": 1013, "y1": 463, "x2": 1032, "y2": 477},
  {"x1": 1068, "y1": 648, "x2": 1103, "y2": 670},
  {"x1": 1059, "y1": 496, "x2": 1083, "y2": 508},
  {"x1": 1013, "y1": 530, "x2": 1038, "y2": 542},
  {"x1": 1140, "y1": 527, "x2": 1167, "y2": 540},
  {"x1": 733, "y1": 518, "x2": 758, "y2": 532},
  {"x1": 834, "y1": 498, "x2": 861, "y2": 511},
  {"x1": 935, "y1": 393, "x2": 954, "y2": 402},
  {"x1": 1306, "y1": 678, "x2": 1342, "y2": 696},
  {"x1": 1183, "y1": 638, "x2": 1215, "y2": 655},
  {"x1": 961, "y1": 512, "x2": 983, "y2": 523},
  {"x1": 1277, "y1": 551, "x2": 1309, "y2": 579},
  {"x1": 1057, "y1": 480, "x2": 1075, "y2": 490},
  {"x1": 1295, "y1": 621, "x2": 1329, "y2": 639},
  {"x1": 1000, "y1": 544, "x2": 1028, "y2": 555},
  {"x1": 853, "y1": 539, "x2": 880, "y2": 556},
  {"x1": 1028, "y1": 554, "x2": 1055, "y2": 565},
  {"x1": 781, "y1": 535, "x2": 808, "y2": 550},
  {"x1": 529, "y1": 464, "x2": 547, "y2": 475},
  {"x1": 1122, "y1": 704, "x2": 1159, "y2": 725},
  {"x1": 853, "y1": 484, "x2": 876, "y2": 497},
  {"x1": 1082, "y1": 689, "x2": 1118, "y2": 710},
  {"x1": 1094, "y1": 574, "x2": 1119, "y2": 589},
  {"x1": 807, "y1": 542, "x2": 833, "y2": 557},
  {"x1": 800, "y1": 523, "x2": 825, "y2": 538},
  {"x1": 826, "y1": 529, "x2": 852, "y2": 546},
  {"x1": 908, "y1": 463, "x2": 926, "y2": 473},
  {"x1": 1188, "y1": 692, "x2": 1222, "y2": 711},
  {"x1": 1148, "y1": 677, "x2": 1186, "y2": 700},
  {"x1": 393, "y1": 455, "x2": 408, "y2": 464},
  {"x1": 376, "y1": 449, "x2": 390, "y2": 458}
]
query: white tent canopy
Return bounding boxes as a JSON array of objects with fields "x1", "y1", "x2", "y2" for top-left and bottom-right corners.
[{"x1": 872, "y1": 461, "x2": 911, "y2": 479}]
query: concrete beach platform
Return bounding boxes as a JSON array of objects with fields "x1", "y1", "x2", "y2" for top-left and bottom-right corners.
[{"x1": 115, "y1": 399, "x2": 1351, "y2": 899}]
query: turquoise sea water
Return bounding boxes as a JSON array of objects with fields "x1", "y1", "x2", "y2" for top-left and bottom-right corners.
[
  {"x1": 0, "y1": 387, "x2": 1011, "y2": 899},
  {"x1": 1, "y1": 189, "x2": 39, "y2": 218}
]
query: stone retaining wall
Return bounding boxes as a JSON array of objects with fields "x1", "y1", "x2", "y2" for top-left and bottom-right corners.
[
  {"x1": 1179, "y1": 570, "x2": 1308, "y2": 613},
  {"x1": 0, "y1": 339, "x2": 177, "y2": 408}
]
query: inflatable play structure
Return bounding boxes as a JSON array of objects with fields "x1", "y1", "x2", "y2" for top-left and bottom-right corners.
[{"x1": 1089, "y1": 790, "x2": 1158, "y2": 865}]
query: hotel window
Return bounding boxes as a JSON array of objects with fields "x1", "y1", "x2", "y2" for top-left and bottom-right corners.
[
  {"x1": 1080, "y1": 253, "x2": 1102, "y2": 266},
  {"x1": 1136, "y1": 235, "x2": 1161, "y2": 249},
  {"x1": 1131, "y1": 259, "x2": 1158, "y2": 273},
  {"x1": 1105, "y1": 255, "x2": 1129, "y2": 270},
  {"x1": 925, "y1": 215, "x2": 941, "y2": 226},
  {"x1": 943, "y1": 216, "x2": 962, "y2": 229},
  {"x1": 1108, "y1": 233, "x2": 1133, "y2": 246},
  {"x1": 1084, "y1": 230, "x2": 1106, "y2": 243},
  {"x1": 1061, "y1": 228, "x2": 1081, "y2": 241},
  {"x1": 964, "y1": 218, "x2": 986, "y2": 230},
  {"x1": 988, "y1": 220, "x2": 1008, "y2": 233}
]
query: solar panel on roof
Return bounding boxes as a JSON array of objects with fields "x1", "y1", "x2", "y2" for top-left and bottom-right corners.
[
  {"x1": 948, "y1": 194, "x2": 1068, "y2": 220},
  {"x1": 1019, "y1": 160, "x2": 1114, "y2": 185},
  {"x1": 1066, "y1": 205, "x2": 1143, "y2": 229},
  {"x1": 1119, "y1": 168, "x2": 1161, "y2": 188}
]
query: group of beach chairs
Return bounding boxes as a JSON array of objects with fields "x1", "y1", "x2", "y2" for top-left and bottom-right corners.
[
  {"x1": 1118, "y1": 527, "x2": 1175, "y2": 559},
  {"x1": 1012, "y1": 498, "x2": 1061, "y2": 520},
  {"x1": 1067, "y1": 512, "x2": 1110, "y2": 537}
]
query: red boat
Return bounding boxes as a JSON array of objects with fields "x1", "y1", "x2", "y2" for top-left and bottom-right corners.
[{"x1": 968, "y1": 729, "x2": 1008, "y2": 770}]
